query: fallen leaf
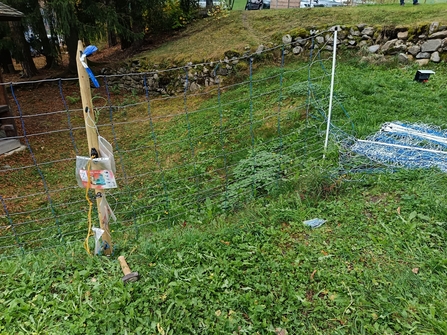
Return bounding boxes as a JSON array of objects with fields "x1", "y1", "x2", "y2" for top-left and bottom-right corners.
[
  {"x1": 397, "y1": 207, "x2": 401, "y2": 215},
  {"x1": 310, "y1": 269, "x2": 317, "y2": 280},
  {"x1": 157, "y1": 323, "x2": 165, "y2": 335},
  {"x1": 275, "y1": 328, "x2": 288, "y2": 335},
  {"x1": 412, "y1": 267, "x2": 419, "y2": 274},
  {"x1": 215, "y1": 310, "x2": 222, "y2": 317}
]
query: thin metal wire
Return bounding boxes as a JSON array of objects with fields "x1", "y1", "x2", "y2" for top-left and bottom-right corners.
[
  {"x1": 0, "y1": 33, "x2": 342, "y2": 259},
  {"x1": 9, "y1": 83, "x2": 63, "y2": 242},
  {"x1": 103, "y1": 76, "x2": 138, "y2": 237}
]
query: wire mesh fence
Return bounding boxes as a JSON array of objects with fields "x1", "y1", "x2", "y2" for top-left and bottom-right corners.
[{"x1": 0, "y1": 31, "x2": 350, "y2": 258}]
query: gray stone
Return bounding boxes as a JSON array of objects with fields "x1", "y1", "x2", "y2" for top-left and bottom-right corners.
[
  {"x1": 416, "y1": 59, "x2": 430, "y2": 66},
  {"x1": 408, "y1": 45, "x2": 421, "y2": 56},
  {"x1": 361, "y1": 27, "x2": 375, "y2": 36},
  {"x1": 430, "y1": 51, "x2": 441, "y2": 63},
  {"x1": 350, "y1": 28, "x2": 360, "y2": 36},
  {"x1": 430, "y1": 30, "x2": 447, "y2": 39},
  {"x1": 316, "y1": 36, "x2": 324, "y2": 44},
  {"x1": 397, "y1": 31, "x2": 408, "y2": 40},
  {"x1": 416, "y1": 52, "x2": 431, "y2": 59},
  {"x1": 256, "y1": 44, "x2": 264, "y2": 54},
  {"x1": 189, "y1": 82, "x2": 200, "y2": 92},
  {"x1": 429, "y1": 22, "x2": 439, "y2": 35},
  {"x1": 361, "y1": 35, "x2": 372, "y2": 40},
  {"x1": 421, "y1": 39, "x2": 442, "y2": 52},
  {"x1": 397, "y1": 53, "x2": 409, "y2": 64},
  {"x1": 292, "y1": 46, "x2": 303, "y2": 55},
  {"x1": 282, "y1": 34, "x2": 292, "y2": 44},
  {"x1": 357, "y1": 23, "x2": 367, "y2": 30},
  {"x1": 368, "y1": 45, "x2": 380, "y2": 53},
  {"x1": 359, "y1": 40, "x2": 368, "y2": 47},
  {"x1": 294, "y1": 37, "x2": 306, "y2": 46},
  {"x1": 381, "y1": 39, "x2": 398, "y2": 53},
  {"x1": 348, "y1": 40, "x2": 356, "y2": 46}
]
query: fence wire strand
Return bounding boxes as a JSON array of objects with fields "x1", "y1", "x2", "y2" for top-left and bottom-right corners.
[{"x1": 0, "y1": 30, "x2": 350, "y2": 258}]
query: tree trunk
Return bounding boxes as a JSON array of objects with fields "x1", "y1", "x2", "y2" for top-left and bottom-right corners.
[
  {"x1": 65, "y1": 25, "x2": 80, "y2": 74},
  {"x1": 8, "y1": 21, "x2": 38, "y2": 78},
  {"x1": 0, "y1": 49, "x2": 14, "y2": 74},
  {"x1": 108, "y1": 29, "x2": 117, "y2": 47}
]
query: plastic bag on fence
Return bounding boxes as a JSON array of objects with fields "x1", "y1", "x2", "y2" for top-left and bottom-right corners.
[
  {"x1": 76, "y1": 156, "x2": 117, "y2": 189},
  {"x1": 99, "y1": 195, "x2": 116, "y2": 226},
  {"x1": 98, "y1": 135, "x2": 116, "y2": 174},
  {"x1": 92, "y1": 227, "x2": 104, "y2": 255}
]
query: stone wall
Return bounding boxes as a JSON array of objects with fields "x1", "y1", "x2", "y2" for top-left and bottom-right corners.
[{"x1": 101, "y1": 22, "x2": 446, "y2": 95}]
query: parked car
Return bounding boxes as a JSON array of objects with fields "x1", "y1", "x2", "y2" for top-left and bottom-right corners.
[
  {"x1": 245, "y1": 0, "x2": 270, "y2": 9},
  {"x1": 300, "y1": 0, "x2": 343, "y2": 7},
  {"x1": 198, "y1": 0, "x2": 227, "y2": 7}
]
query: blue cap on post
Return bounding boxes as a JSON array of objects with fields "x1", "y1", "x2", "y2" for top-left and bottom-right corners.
[{"x1": 80, "y1": 45, "x2": 100, "y2": 88}]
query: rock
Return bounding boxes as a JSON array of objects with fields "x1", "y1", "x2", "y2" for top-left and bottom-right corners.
[
  {"x1": 359, "y1": 40, "x2": 368, "y2": 47},
  {"x1": 430, "y1": 51, "x2": 441, "y2": 63},
  {"x1": 325, "y1": 34, "x2": 340, "y2": 44},
  {"x1": 429, "y1": 22, "x2": 439, "y2": 35},
  {"x1": 348, "y1": 40, "x2": 356, "y2": 46},
  {"x1": 429, "y1": 30, "x2": 447, "y2": 39},
  {"x1": 316, "y1": 36, "x2": 324, "y2": 44},
  {"x1": 408, "y1": 45, "x2": 421, "y2": 56},
  {"x1": 416, "y1": 59, "x2": 430, "y2": 66},
  {"x1": 381, "y1": 39, "x2": 398, "y2": 53},
  {"x1": 361, "y1": 35, "x2": 372, "y2": 40},
  {"x1": 357, "y1": 23, "x2": 367, "y2": 30},
  {"x1": 421, "y1": 39, "x2": 442, "y2": 52},
  {"x1": 368, "y1": 45, "x2": 380, "y2": 53},
  {"x1": 350, "y1": 28, "x2": 360, "y2": 36},
  {"x1": 282, "y1": 34, "x2": 292, "y2": 44},
  {"x1": 294, "y1": 37, "x2": 306, "y2": 46},
  {"x1": 416, "y1": 52, "x2": 431, "y2": 59},
  {"x1": 189, "y1": 82, "x2": 200, "y2": 92},
  {"x1": 361, "y1": 27, "x2": 375, "y2": 36},
  {"x1": 398, "y1": 53, "x2": 409, "y2": 64},
  {"x1": 292, "y1": 46, "x2": 303, "y2": 55},
  {"x1": 256, "y1": 45, "x2": 264, "y2": 54},
  {"x1": 397, "y1": 31, "x2": 408, "y2": 40}
]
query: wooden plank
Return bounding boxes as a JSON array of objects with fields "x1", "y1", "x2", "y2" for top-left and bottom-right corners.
[{"x1": 76, "y1": 40, "x2": 113, "y2": 256}]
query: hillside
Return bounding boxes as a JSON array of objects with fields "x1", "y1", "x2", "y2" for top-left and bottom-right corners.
[{"x1": 131, "y1": 3, "x2": 447, "y2": 64}]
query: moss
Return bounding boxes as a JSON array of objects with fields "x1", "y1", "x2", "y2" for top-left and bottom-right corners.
[
  {"x1": 224, "y1": 50, "x2": 240, "y2": 58},
  {"x1": 235, "y1": 61, "x2": 249, "y2": 71},
  {"x1": 287, "y1": 27, "x2": 308, "y2": 39}
]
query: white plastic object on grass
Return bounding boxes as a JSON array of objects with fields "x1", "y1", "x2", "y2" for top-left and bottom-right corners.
[{"x1": 303, "y1": 218, "x2": 326, "y2": 228}]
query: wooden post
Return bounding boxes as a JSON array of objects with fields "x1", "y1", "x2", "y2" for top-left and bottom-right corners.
[{"x1": 76, "y1": 40, "x2": 113, "y2": 255}]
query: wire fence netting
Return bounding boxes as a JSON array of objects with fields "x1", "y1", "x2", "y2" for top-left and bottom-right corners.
[{"x1": 0, "y1": 30, "x2": 352, "y2": 258}]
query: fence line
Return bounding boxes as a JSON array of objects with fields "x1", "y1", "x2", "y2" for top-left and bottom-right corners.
[{"x1": 0, "y1": 31, "x2": 350, "y2": 258}]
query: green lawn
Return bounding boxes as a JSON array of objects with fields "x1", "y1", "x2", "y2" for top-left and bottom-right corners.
[{"x1": 3, "y1": 54, "x2": 447, "y2": 333}]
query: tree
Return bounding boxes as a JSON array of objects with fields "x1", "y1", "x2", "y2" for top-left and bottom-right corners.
[{"x1": 8, "y1": 20, "x2": 38, "y2": 77}]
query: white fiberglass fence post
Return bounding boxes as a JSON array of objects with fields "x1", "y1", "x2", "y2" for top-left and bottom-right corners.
[{"x1": 323, "y1": 28, "x2": 338, "y2": 159}]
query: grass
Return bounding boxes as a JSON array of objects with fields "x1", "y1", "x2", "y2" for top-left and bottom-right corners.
[
  {"x1": 3, "y1": 6, "x2": 447, "y2": 333},
  {"x1": 2, "y1": 168, "x2": 447, "y2": 334},
  {"x1": 136, "y1": 2, "x2": 447, "y2": 64}
]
